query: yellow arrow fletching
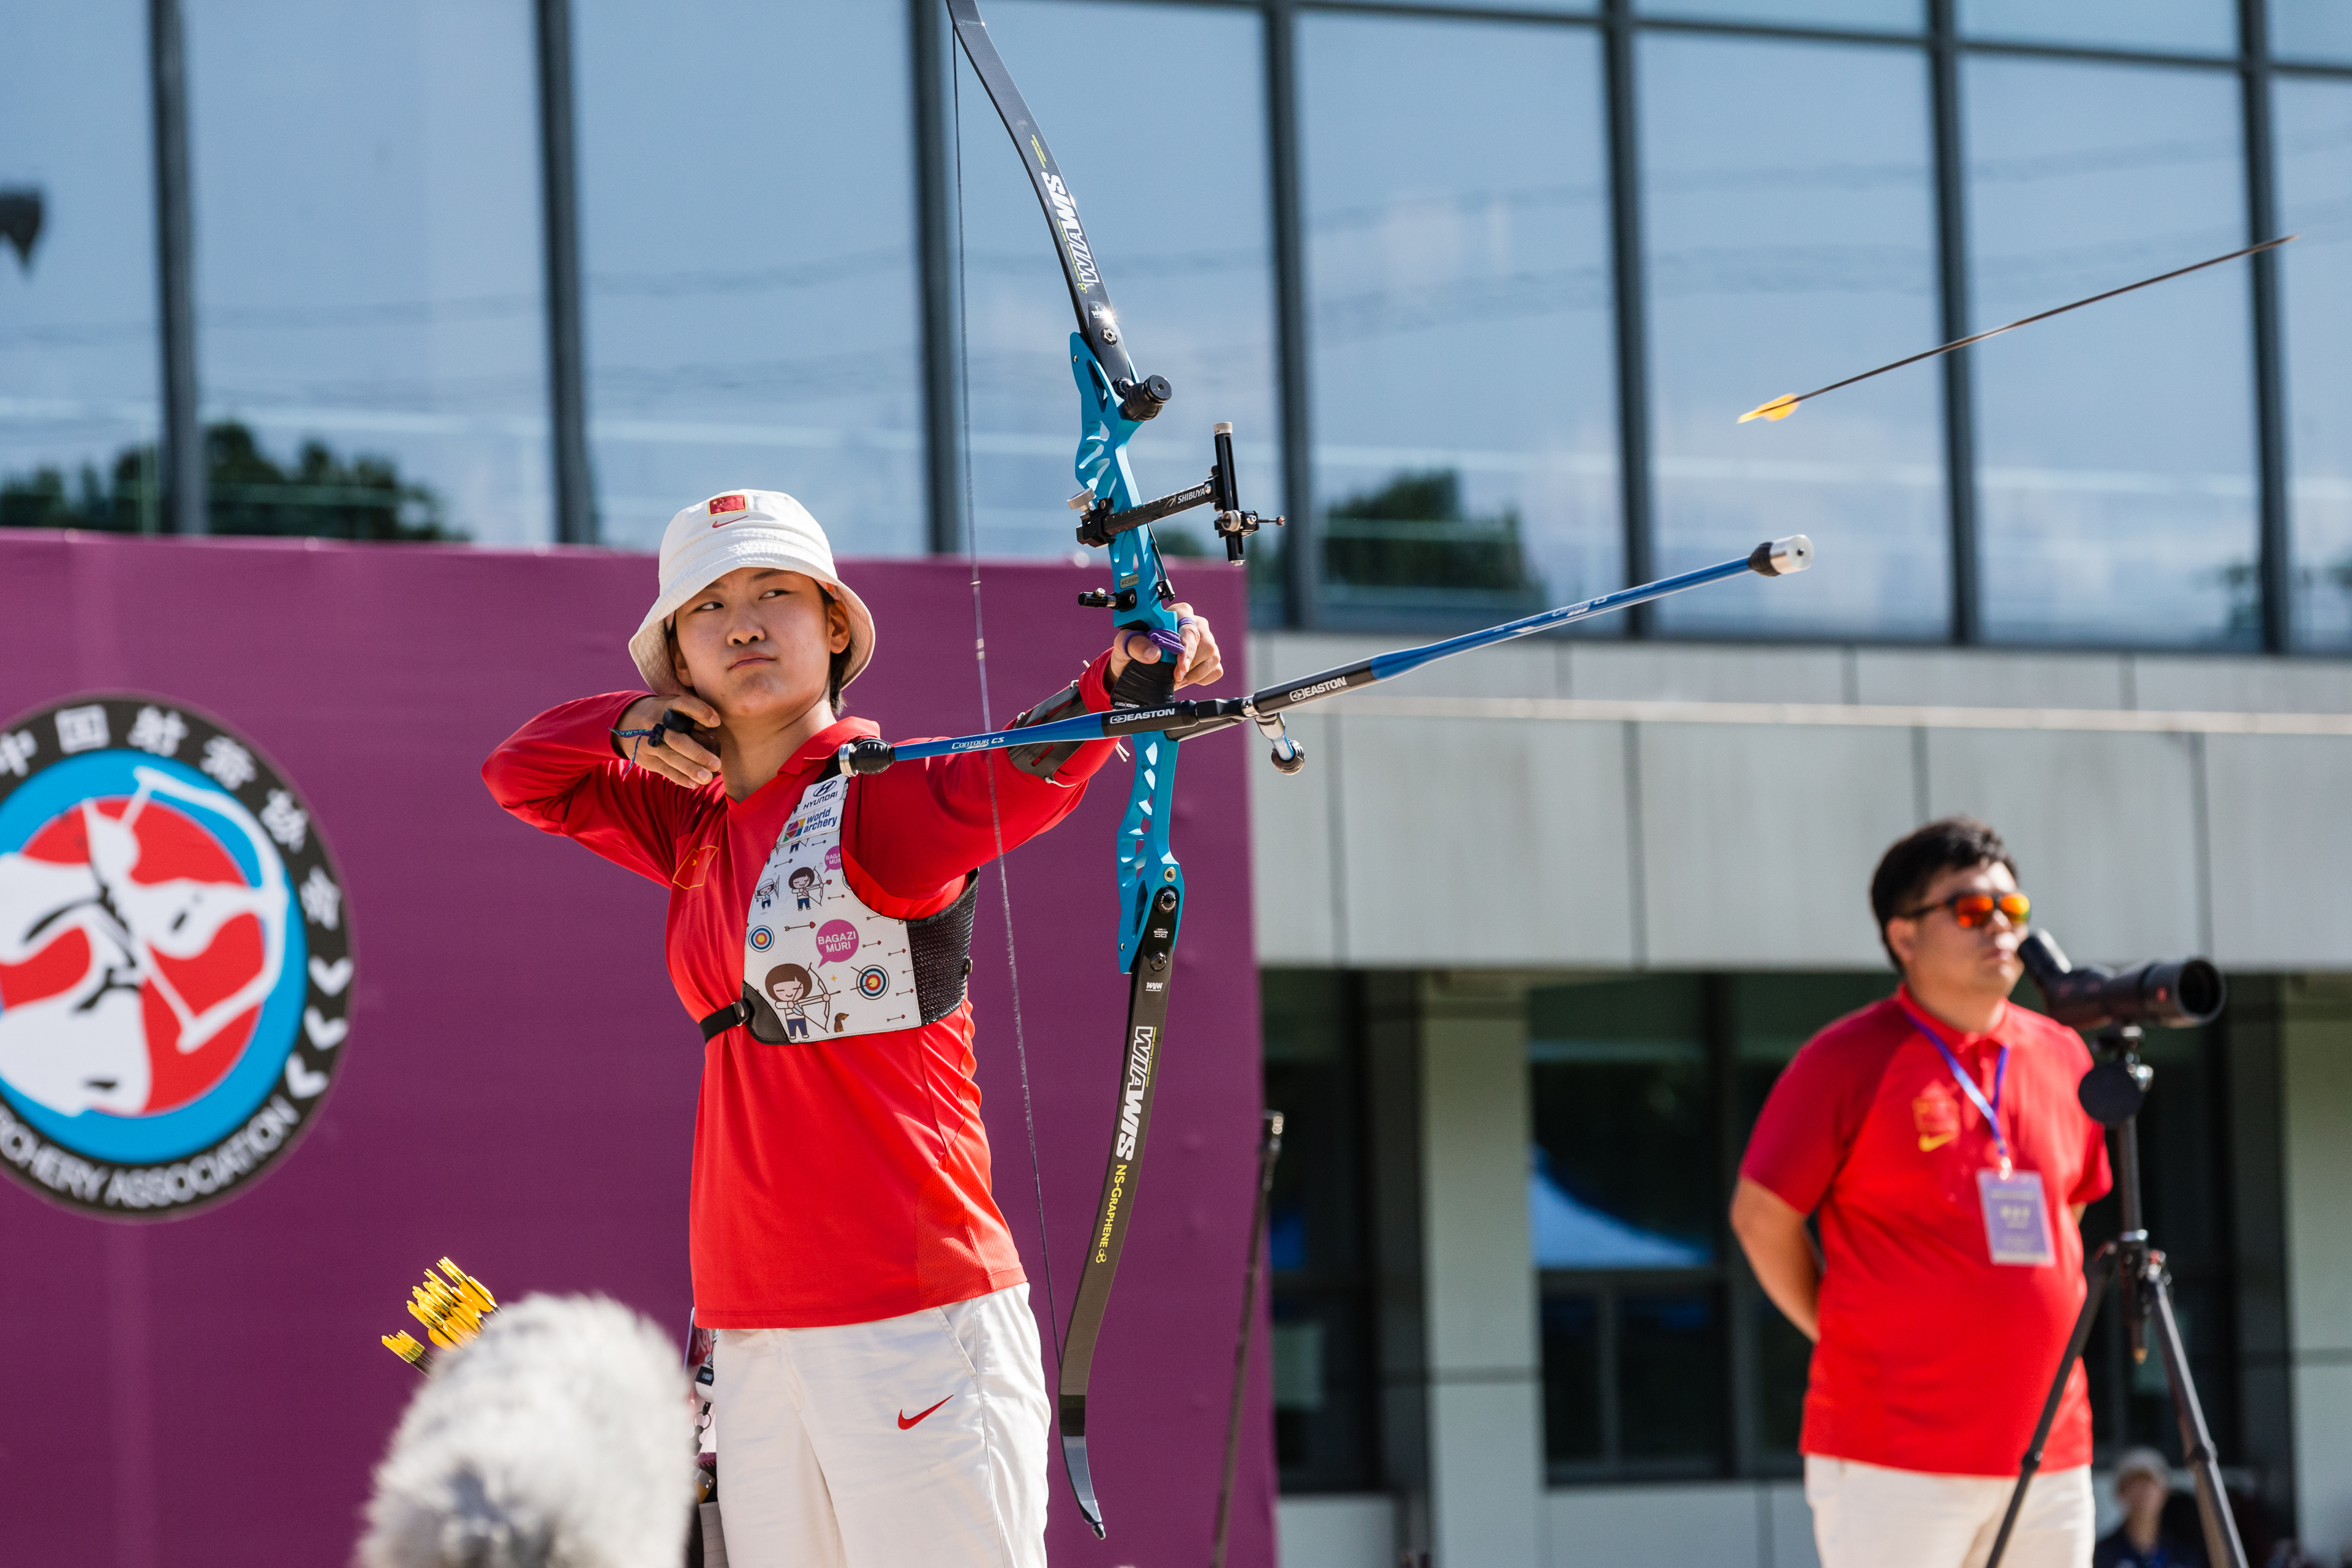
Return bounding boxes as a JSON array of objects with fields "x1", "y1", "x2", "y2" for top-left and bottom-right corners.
[
  {"x1": 439, "y1": 1259, "x2": 498, "y2": 1314},
  {"x1": 380, "y1": 1257, "x2": 500, "y2": 1370},
  {"x1": 382, "y1": 1332, "x2": 431, "y2": 1370},
  {"x1": 1738, "y1": 394, "x2": 1800, "y2": 424}
]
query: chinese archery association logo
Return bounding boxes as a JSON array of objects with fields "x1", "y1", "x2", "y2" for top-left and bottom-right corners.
[{"x1": 0, "y1": 696, "x2": 353, "y2": 1219}]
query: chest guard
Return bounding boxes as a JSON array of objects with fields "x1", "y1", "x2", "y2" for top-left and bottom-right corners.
[{"x1": 701, "y1": 773, "x2": 976, "y2": 1044}]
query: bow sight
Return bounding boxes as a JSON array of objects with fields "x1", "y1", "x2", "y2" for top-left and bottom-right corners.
[{"x1": 1072, "y1": 419, "x2": 1284, "y2": 564}]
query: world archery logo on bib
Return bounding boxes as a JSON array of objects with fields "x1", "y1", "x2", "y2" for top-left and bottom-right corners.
[{"x1": 0, "y1": 696, "x2": 353, "y2": 1219}]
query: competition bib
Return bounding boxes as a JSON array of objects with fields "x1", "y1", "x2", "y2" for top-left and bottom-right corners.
[{"x1": 737, "y1": 775, "x2": 921, "y2": 1043}]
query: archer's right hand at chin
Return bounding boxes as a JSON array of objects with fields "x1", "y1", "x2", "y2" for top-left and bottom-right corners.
[{"x1": 612, "y1": 694, "x2": 722, "y2": 790}]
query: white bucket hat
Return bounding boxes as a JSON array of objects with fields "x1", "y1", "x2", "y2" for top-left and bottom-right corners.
[{"x1": 627, "y1": 489, "x2": 876, "y2": 698}]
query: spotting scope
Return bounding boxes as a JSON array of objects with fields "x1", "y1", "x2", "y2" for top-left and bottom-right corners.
[{"x1": 2017, "y1": 930, "x2": 2225, "y2": 1032}]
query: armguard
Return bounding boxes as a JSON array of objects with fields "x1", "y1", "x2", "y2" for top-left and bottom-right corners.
[{"x1": 1005, "y1": 680, "x2": 1093, "y2": 779}]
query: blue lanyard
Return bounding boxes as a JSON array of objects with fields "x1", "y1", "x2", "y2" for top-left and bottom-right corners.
[{"x1": 1902, "y1": 1003, "x2": 2012, "y2": 1174}]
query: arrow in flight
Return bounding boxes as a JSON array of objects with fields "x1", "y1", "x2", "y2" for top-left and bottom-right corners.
[{"x1": 1738, "y1": 234, "x2": 2297, "y2": 424}]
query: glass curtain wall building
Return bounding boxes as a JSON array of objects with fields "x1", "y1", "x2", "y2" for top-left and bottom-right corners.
[
  {"x1": 1, "y1": 8, "x2": 160, "y2": 529},
  {"x1": 8, "y1": 1, "x2": 2352, "y2": 649}
]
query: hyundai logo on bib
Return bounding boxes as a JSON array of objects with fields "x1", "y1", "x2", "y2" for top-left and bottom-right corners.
[{"x1": 0, "y1": 696, "x2": 354, "y2": 1218}]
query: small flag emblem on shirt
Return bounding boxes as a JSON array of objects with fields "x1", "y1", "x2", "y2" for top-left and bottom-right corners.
[{"x1": 709, "y1": 493, "x2": 749, "y2": 521}]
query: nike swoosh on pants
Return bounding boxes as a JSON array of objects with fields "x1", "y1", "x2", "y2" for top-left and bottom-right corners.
[{"x1": 897, "y1": 1394, "x2": 954, "y2": 1430}]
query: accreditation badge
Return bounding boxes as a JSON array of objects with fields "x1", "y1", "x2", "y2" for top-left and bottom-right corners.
[{"x1": 1977, "y1": 1168, "x2": 2055, "y2": 1266}]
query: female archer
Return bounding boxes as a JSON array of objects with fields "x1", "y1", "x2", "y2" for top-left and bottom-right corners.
[{"x1": 484, "y1": 488, "x2": 1221, "y2": 1568}]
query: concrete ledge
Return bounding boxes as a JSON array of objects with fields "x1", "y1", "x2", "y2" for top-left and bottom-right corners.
[
  {"x1": 1247, "y1": 633, "x2": 2352, "y2": 714},
  {"x1": 1250, "y1": 637, "x2": 2352, "y2": 971}
]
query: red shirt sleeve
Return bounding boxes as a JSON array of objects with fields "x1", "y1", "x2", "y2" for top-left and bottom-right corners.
[
  {"x1": 481, "y1": 693, "x2": 710, "y2": 885},
  {"x1": 1740, "y1": 1022, "x2": 1898, "y2": 1216},
  {"x1": 844, "y1": 652, "x2": 1121, "y2": 917}
]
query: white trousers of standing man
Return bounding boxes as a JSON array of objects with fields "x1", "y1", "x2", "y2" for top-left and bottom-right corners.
[
  {"x1": 1806, "y1": 1455, "x2": 2094, "y2": 1568},
  {"x1": 712, "y1": 1284, "x2": 1050, "y2": 1568}
]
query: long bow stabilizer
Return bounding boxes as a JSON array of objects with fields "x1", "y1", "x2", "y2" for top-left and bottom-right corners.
[
  {"x1": 840, "y1": 537, "x2": 1815, "y2": 777},
  {"x1": 938, "y1": 0, "x2": 1282, "y2": 1539},
  {"x1": 1738, "y1": 235, "x2": 2296, "y2": 423}
]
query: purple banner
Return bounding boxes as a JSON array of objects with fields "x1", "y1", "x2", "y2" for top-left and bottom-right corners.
[{"x1": 0, "y1": 531, "x2": 1272, "y2": 1567}]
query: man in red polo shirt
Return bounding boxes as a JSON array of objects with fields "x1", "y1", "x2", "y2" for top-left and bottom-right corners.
[{"x1": 1732, "y1": 817, "x2": 2111, "y2": 1568}]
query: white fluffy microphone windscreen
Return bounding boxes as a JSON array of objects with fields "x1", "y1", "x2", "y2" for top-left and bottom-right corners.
[{"x1": 359, "y1": 1294, "x2": 697, "y2": 1568}]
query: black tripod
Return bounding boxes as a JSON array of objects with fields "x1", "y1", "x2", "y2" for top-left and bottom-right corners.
[{"x1": 1983, "y1": 1027, "x2": 2247, "y2": 1568}]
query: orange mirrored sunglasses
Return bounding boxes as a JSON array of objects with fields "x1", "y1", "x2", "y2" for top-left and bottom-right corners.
[{"x1": 1900, "y1": 890, "x2": 2030, "y2": 929}]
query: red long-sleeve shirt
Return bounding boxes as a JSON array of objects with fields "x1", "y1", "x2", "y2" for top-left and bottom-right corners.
[{"x1": 483, "y1": 662, "x2": 1117, "y2": 1328}]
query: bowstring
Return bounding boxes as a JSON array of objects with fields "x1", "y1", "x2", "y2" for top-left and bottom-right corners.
[{"x1": 953, "y1": 48, "x2": 1063, "y2": 1368}]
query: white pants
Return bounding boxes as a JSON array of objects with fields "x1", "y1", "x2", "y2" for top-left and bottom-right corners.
[
  {"x1": 1805, "y1": 1455, "x2": 2094, "y2": 1568},
  {"x1": 712, "y1": 1284, "x2": 1050, "y2": 1568}
]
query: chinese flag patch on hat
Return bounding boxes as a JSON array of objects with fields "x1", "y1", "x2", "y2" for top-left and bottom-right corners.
[{"x1": 707, "y1": 493, "x2": 749, "y2": 522}]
